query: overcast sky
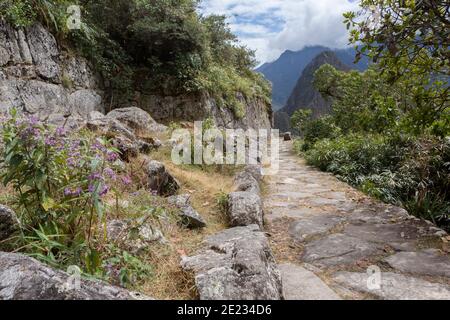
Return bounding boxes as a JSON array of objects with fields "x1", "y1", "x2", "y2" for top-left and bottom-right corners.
[{"x1": 199, "y1": 0, "x2": 360, "y2": 64}]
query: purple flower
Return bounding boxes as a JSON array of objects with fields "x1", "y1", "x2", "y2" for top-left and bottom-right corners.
[
  {"x1": 92, "y1": 141, "x2": 106, "y2": 153},
  {"x1": 104, "y1": 167, "x2": 116, "y2": 179},
  {"x1": 67, "y1": 157, "x2": 76, "y2": 167},
  {"x1": 45, "y1": 136, "x2": 57, "y2": 146},
  {"x1": 73, "y1": 187, "x2": 82, "y2": 197},
  {"x1": 88, "y1": 172, "x2": 102, "y2": 181},
  {"x1": 99, "y1": 184, "x2": 109, "y2": 196},
  {"x1": 120, "y1": 175, "x2": 132, "y2": 185},
  {"x1": 88, "y1": 184, "x2": 96, "y2": 193},
  {"x1": 28, "y1": 115, "x2": 39, "y2": 125},
  {"x1": 56, "y1": 126, "x2": 66, "y2": 136},
  {"x1": 64, "y1": 188, "x2": 72, "y2": 196},
  {"x1": 106, "y1": 152, "x2": 119, "y2": 162}
]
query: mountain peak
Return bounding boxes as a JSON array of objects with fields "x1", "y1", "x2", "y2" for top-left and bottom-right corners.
[
  {"x1": 257, "y1": 46, "x2": 369, "y2": 110},
  {"x1": 281, "y1": 50, "x2": 350, "y2": 118}
]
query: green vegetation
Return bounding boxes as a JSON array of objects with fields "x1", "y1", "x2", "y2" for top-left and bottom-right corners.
[
  {"x1": 0, "y1": 110, "x2": 155, "y2": 287},
  {"x1": 292, "y1": 1, "x2": 449, "y2": 228},
  {"x1": 0, "y1": 0, "x2": 270, "y2": 117}
]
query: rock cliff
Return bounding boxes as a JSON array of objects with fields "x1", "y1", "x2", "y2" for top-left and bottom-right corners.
[{"x1": 0, "y1": 20, "x2": 272, "y2": 130}]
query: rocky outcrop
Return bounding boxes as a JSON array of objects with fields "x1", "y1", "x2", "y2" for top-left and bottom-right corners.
[
  {"x1": 87, "y1": 111, "x2": 162, "y2": 160},
  {"x1": 106, "y1": 107, "x2": 167, "y2": 133},
  {"x1": 167, "y1": 194, "x2": 206, "y2": 229},
  {"x1": 146, "y1": 160, "x2": 180, "y2": 196},
  {"x1": 0, "y1": 20, "x2": 272, "y2": 131},
  {"x1": 181, "y1": 225, "x2": 283, "y2": 300},
  {"x1": 0, "y1": 252, "x2": 149, "y2": 300},
  {"x1": 106, "y1": 219, "x2": 167, "y2": 253},
  {"x1": 0, "y1": 20, "x2": 104, "y2": 121},
  {"x1": 0, "y1": 205, "x2": 19, "y2": 242},
  {"x1": 281, "y1": 51, "x2": 351, "y2": 118},
  {"x1": 139, "y1": 92, "x2": 272, "y2": 130}
]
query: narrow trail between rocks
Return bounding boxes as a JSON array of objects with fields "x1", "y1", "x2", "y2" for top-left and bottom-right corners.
[{"x1": 263, "y1": 141, "x2": 450, "y2": 300}]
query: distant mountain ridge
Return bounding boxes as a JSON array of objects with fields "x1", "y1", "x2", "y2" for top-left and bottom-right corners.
[
  {"x1": 281, "y1": 51, "x2": 351, "y2": 117},
  {"x1": 256, "y1": 46, "x2": 369, "y2": 110}
]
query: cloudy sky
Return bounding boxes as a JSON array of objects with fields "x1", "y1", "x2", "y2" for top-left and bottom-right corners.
[{"x1": 199, "y1": 0, "x2": 360, "y2": 64}]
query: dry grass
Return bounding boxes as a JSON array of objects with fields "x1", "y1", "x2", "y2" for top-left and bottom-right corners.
[
  {"x1": 127, "y1": 147, "x2": 235, "y2": 299},
  {"x1": 0, "y1": 129, "x2": 237, "y2": 300}
]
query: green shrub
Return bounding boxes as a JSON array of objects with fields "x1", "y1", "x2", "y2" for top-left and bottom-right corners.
[
  {"x1": 304, "y1": 133, "x2": 450, "y2": 227},
  {"x1": 0, "y1": 110, "x2": 134, "y2": 274},
  {"x1": 301, "y1": 116, "x2": 341, "y2": 151}
]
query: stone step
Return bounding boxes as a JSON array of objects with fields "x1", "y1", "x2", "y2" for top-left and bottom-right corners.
[{"x1": 279, "y1": 263, "x2": 341, "y2": 300}]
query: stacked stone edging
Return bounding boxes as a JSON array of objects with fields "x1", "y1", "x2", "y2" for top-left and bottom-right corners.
[{"x1": 181, "y1": 165, "x2": 284, "y2": 300}]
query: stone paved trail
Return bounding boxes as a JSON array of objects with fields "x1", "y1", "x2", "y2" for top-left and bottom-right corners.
[{"x1": 263, "y1": 141, "x2": 450, "y2": 300}]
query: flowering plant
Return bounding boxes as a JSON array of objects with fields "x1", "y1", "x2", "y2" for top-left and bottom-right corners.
[{"x1": 0, "y1": 109, "x2": 132, "y2": 268}]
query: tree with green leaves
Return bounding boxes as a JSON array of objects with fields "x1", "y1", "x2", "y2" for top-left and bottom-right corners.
[
  {"x1": 344, "y1": 0, "x2": 449, "y2": 136},
  {"x1": 290, "y1": 109, "x2": 312, "y2": 135}
]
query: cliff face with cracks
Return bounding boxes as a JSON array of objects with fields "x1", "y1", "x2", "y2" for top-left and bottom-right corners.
[{"x1": 0, "y1": 20, "x2": 272, "y2": 130}]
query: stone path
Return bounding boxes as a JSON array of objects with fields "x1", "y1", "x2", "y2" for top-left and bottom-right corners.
[{"x1": 263, "y1": 141, "x2": 450, "y2": 300}]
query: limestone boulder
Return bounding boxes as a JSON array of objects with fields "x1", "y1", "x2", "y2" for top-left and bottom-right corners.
[
  {"x1": 106, "y1": 107, "x2": 167, "y2": 134},
  {"x1": 227, "y1": 191, "x2": 264, "y2": 229},
  {"x1": 181, "y1": 225, "x2": 283, "y2": 300},
  {"x1": 26, "y1": 23, "x2": 60, "y2": 82},
  {"x1": 167, "y1": 194, "x2": 206, "y2": 229},
  {"x1": 146, "y1": 160, "x2": 180, "y2": 196}
]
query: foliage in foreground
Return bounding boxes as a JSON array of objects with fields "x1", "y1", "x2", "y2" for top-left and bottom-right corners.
[
  {"x1": 0, "y1": 110, "x2": 152, "y2": 287},
  {"x1": 295, "y1": 135, "x2": 449, "y2": 226}
]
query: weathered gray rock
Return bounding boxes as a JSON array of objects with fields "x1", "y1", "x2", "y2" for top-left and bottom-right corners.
[
  {"x1": 243, "y1": 165, "x2": 263, "y2": 182},
  {"x1": 227, "y1": 191, "x2": 264, "y2": 229},
  {"x1": 181, "y1": 225, "x2": 283, "y2": 300},
  {"x1": 137, "y1": 137, "x2": 162, "y2": 154},
  {"x1": 46, "y1": 113, "x2": 86, "y2": 131},
  {"x1": 20, "y1": 80, "x2": 69, "y2": 117},
  {"x1": 167, "y1": 194, "x2": 206, "y2": 229},
  {"x1": 234, "y1": 170, "x2": 260, "y2": 194},
  {"x1": 140, "y1": 92, "x2": 272, "y2": 131},
  {"x1": 87, "y1": 117, "x2": 136, "y2": 140},
  {"x1": 301, "y1": 233, "x2": 380, "y2": 267},
  {"x1": 69, "y1": 89, "x2": 104, "y2": 116},
  {"x1": 63, "y1": 56, "x2": 98, "y2": 89},
  {"x1": 26, "y1": 23, "x2": 60, "y2": 81},
  {"x1": 0, "y1": 205, "x2": 19, "y2": 241},
  {"x1": 279, "y1": 263, "x2": 341, "y2": 300},
  {"x1": 106, "y1": 219, "x2": 167, "y2": 253},
  {"x1": 107, "y1": 107, "x2": 167, "y2": 133},
  {"x1": 333, "y1": 271, "x2": 450, "y2": 300},
  {"x1": 0, "y1": 20, "x2": 105, "y2": 121},
  {"x1": 289, "y1": 215, "x2": 345, "y2": 243},
  {"x1": 0, "y1": 252, "x2": 149, "y2": 300},
  {"x1": 384, "y1": 249, "x2": 450, "y2": 278},
  {"x1": 344, "y1": 222, "x2": 425, "y2": 251},
  {"x1": 111, "y1": 135, "x2": 139, "y2": 162},
  {"x1": 146, "y1": 160, "x2": 180, "y2": 196}
]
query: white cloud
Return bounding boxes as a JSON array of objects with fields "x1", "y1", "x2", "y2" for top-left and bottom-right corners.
[{"x1": 199, "y1": 0, "x2": 359, "y2": 64}]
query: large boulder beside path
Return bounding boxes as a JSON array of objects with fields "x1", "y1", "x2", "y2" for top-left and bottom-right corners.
[
  {"x1": 106, "y1": 107, "x2": 167, "y2": 134},
  {"x1": 0, "y1": 252, "x2": 150, "y2": 300},
  {"x1": 0, "y1": 205, "x2": 19, "y2": 242},
  {"x1": 181, "y1": 225, "x2": 283, "y2": 300}
]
